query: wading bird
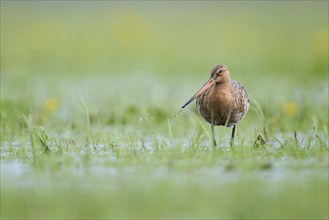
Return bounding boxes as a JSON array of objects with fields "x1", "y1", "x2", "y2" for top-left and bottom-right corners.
[{"x1": 181, "y1": 64, "x2": 249, "y2": 147}]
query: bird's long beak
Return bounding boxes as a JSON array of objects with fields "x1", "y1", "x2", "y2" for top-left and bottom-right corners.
[{"x1": 181, "y1": 78, "x2": 215, "y2": 109}]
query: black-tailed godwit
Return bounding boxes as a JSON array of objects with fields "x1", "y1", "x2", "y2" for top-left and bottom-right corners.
[{"x1": 181, "y1": 64, "x2": 249, "y2": 147}]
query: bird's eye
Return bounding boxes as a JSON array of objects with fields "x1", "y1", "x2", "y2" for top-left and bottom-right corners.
[{"x1": 218, "y1": 70, "x2": 223, "y2": 74}]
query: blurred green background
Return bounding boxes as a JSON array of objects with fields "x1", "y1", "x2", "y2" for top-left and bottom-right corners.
[
  {"x1": 1, "y1": 1, "x2": 328, "y2": 130},
  {"x1": 1, "y1": 1, "x2": 328, "y2": 219},
  {"x1": 1, "y1": 1, "x2": 328, "y2": 75}
]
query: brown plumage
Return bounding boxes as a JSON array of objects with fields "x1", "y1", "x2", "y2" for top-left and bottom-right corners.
[{"x1": 181, "y1": 64, "x2": 249, "y2": 147}]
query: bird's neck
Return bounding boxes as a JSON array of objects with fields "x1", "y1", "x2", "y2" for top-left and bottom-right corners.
[
  {"x1": 214, "y1": 79, "x2": 233, "y2": 97},
  {"x1": 216, "y1": 79, "x2": 230, "y2": 88}
]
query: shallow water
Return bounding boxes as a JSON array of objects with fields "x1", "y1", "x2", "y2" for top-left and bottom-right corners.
[
  {"x1": 1, "y1": 154, "x2": 328, "y2": 189},
  {"x1": 1, "y1": 130, "x2": 328, "y2": 192}
]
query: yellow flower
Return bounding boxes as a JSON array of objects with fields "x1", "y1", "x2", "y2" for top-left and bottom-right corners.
[
  {"x1": 279, "y1": 101, "x2": 298, "y2": 117},
  {"x1": 286, "y1": 102, "x2": 298, "y2": 116},
  {"x1": 314, "y1": 28, "x2": 328, "y2": 56},
  {"x1": 111, "y1": 9, "x2": 149, "y2": 49},
  {"x1": 44, "y1": 98, "x2": 59, "y2": 112}
]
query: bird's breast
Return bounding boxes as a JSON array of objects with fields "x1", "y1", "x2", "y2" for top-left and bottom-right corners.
[{"x1": 196, "y1": 83, "x2": 248, "y2": 127}]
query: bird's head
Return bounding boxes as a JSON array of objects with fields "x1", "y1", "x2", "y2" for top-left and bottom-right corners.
[
  {"x1": 210, "y1": 64, "x2": 230, "y2": 84},
  {"x1": 181, "y1": 64, "x2": 230, "y2": 109}
]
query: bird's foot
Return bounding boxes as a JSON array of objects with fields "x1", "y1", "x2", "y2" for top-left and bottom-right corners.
[
  {"x1": 230, "y1": 138, "x2": 234, "y2": 148},
  {"x1": 212, "y1": 140, "x2": 217, "y2": 149}
]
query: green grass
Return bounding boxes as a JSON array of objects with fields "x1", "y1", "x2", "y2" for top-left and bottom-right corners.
[{"x1": 1, "y1": 1, "x2": 328, "y2": 219}]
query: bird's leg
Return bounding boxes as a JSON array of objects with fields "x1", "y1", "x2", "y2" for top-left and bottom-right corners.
[
  {"x1": 211, "y1": 124, "x2": 217, "y2": 148},
  {"x1": 230, "y1": 125, "x2": 236, "y2": 147},
  {"x1": 210, "y1": 110, "x2": 217, "y2": 148}
]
